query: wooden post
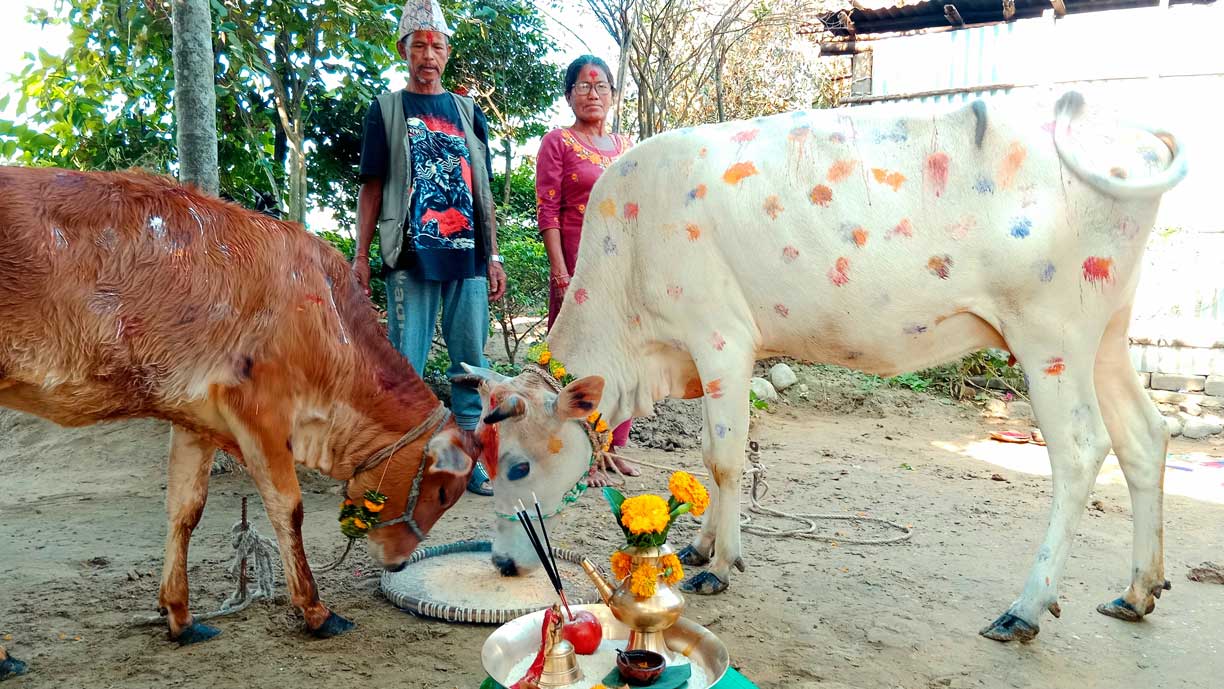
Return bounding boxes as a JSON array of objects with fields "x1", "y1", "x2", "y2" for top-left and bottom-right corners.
[
  {"x1": 237, "y1": 496, "x2": 249, "y2": 600},
  {"x1": 850, "y1": 49, "x2": 873, "y2": 97}
]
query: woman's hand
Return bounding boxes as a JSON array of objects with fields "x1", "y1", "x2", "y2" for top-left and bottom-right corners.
[{"x1": 550, "y1": 271, "x2": 571, "y2": 298}]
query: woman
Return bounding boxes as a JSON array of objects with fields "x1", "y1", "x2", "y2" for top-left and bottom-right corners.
[{"x1": 535, "y1": 56, "x2": 639, "y2": 485}]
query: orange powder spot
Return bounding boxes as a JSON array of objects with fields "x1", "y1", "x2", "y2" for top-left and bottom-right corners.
[
  {"x1": 1082, "y1": 256, "x2": 1114, "y2": 285},
  {"x1": 828, "y1": 257, "x2": 850, "y2": 286},
  {"x1": 1044, "y1": 357, "x2": 1066, "y2": 376},
  {"x1": 686, "y1": 224, "x2": 701, "y2": 241},
  {"x1": 872, "y1": 168, "x2": 907, "y2": 191},
  {"x1": 998, "y1": 142, "x2": 1027, "y2": 189},
  {"x1": 852, "y1": 227, "x2": 869, "y2": 247},
  {"x1": 598, "y1": 198, "x2": 617, "y2": 218},
  {"x1": 694, "y1": 184, "x2": 707, "y2": 199},
  {"x1": 682, "y1": 377, "x2": 704, "y2": 399},
  {"x1": 723, "y1": 161, "x2": 759, "y2": 185},
  {"x1": 705, "y1": 379, "x2": 724, "y2": 399},
  {"x1": 547, "y1": 436, "x2": 564, "y2": 454},
  {"x1": 827, "y1": 159, "x2": 857, "y2": 183},
  {"x1": 809, "y1": 184, "x2": 833, "y2": 207},
  {"x1": 763, "y1": 195, "x2": 784, "y2": 219},
  {"x1": 890, "y1": 218, "x2": 913, "y2": 238}
]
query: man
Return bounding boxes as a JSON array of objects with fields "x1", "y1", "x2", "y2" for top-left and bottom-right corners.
[{"x1": 353, "y1": 0, "x2": 505, "y2": 495}]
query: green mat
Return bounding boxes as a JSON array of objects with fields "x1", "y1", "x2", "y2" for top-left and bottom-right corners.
[{"x1": 481, "y1": 666, "x2": 756, "y2": 688}]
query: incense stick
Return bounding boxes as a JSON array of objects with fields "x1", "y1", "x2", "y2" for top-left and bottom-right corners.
[
  {"x1": 516, "y1": 499, "x2": 571, "y2": 618},
  {"x1": 532, "y1": 493, "x2": 572, "y2": 618}
]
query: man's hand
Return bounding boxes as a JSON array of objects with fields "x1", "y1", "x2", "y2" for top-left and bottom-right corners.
[
  {"x1": 488, "y1": 260, "x2": 507, "y2": 302},
  {"x1": 352, "y1": 254, "x2": 371, "y2": 298}
]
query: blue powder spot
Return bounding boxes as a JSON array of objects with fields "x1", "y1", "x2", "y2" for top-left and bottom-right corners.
[
  {"x1": 715, "y1": 423, "x2": 728, "y2": 439},
  {"x1": 1141, "y1": 148, "x2": 1160, "y2": 164},
  {"x1": 603, "y1": 235, "x2": 618, "y2": 255},
  {"x1": 873, "y1": 121, "x2": 909, "y2": 144},
  {"x1": 974, "y1": 177, "x2": 996, "y2": 194},
  {"x1": 791, "y1": 110, "x2": 808, "y2": 119},
  {"x1": 1038, "y1": 260, "x2": 1056, "y2": 283},
  {"x1": 904, "y1": 324, "x2": 928, "y2": 335},
  {"x1": 619, "y1": 160, "x2": 638, "y2": 177},
  {"x1": 1010, "y1": 217, "x2": 1032, "y2": 239}
]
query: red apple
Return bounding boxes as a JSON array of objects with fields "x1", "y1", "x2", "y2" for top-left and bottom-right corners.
[{"x1": 561, "y1": 610, "x2": 602, "y2": 655}]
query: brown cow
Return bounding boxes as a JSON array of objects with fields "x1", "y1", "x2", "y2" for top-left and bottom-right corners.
[{"x1": 0, "y1": 166, "x2": 478, "y2": 644}]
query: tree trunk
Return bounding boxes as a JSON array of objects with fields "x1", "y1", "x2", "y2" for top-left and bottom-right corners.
[
  {"x1": 613, "y1": 18, "x2": 632, "y2": 135},
  {"x1": 502, "y1": 139, "x2": 513, "y2": 206},
  {"x1": 170, "y1": 0, "x2": 218, "y2": 195},
  {"x1": 287, "y1": 133, "x2": 307, "y2": 224},
  {"x1": 714, "y1": 39, "x2": 726, "y2": 123}
]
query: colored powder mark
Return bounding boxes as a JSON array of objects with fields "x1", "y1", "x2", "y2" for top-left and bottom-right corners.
[
  {"x1": 948, "y1": 217, "x2": 976, "y2": 240},
  {"x1": 629, "y1": 314, "x2": 642, "y2": 328},
  {"x1": 928, "y1": 255, "x2": 953, "y2": 280},
  {"x1": 686, "y1": 224, "x2": 701, "y2": 241},
  {"x1": 774, "y1": 303, "x2": 790, "y2": 318},
  {"x1": 574, "y1": 288, "x2": 589, "y2": 304},
  {"x1": 304, "y1": 294, "x2": 325, "y2": 306},
  {"x1": 840, "y1": 222, "x2": 868, "y2": 248},
  {"x1": 872, "y1": 168, "x2": 907, "y2": 191},
  {"x1": 903, "y1": 324, "x2": 928, "y2": 335},
  {"x1": 888, "y1": 218, "x2": 914, "y2": 239},
  {"x1": 599, "y1": 198, "x2": 617, "y2": 218},
  {"x1": 1082, "y1": 257, "x2": 1114, "y2": 285},
  {"x1": 829, "y1": 132, "x2": 846, "y2": 144},
  {"x1": 827, "y1": 159, "x2": 857, "y2": 183},
  {"x1": 667, "y1": 285, "x2": 683, "y2": 299},
  {"x1": 873, "y1": 121, "x2": 909, "y2": 144},
  {"x1": 1038, "y1": 260, "x2": 1056, "y2": 283},
  {"x1": 699, "y1": 147, "x2": 709, "y2": 158},
  {"x1": 723, "y1": 161, "x2": 758, "y2": 185},
  {"x1": 852, "y1": 227, "x2": 869, "y2": 247},
  {"x1": 809, "y1": 184, "x2": 833, "y2": 207},
  {"x1": 1044, "y1": 357, "x2": 1066, "y2": 376},
  {"x1": 705, "y1": 379, "x2": 724, "y2": 399},
  {"x1": 974, "y1": 177, "x2": 996, "y2": 194},
  {"x1": 1010, "y1": 217, "x2": 1033, "y2": 239},
  {"x1": 788, "y1": 125, "x2": 811, "y2": 143},
  {"x1": 603, "y1": 235, "x2": 618, "y2": 255},
  {"x1": 782, "y1": 246, "x2": 799, "y2": 263},
  {"x1": 686, "y1": 184, "x2": 707, "y2": 205},
  {"x1": 624, "y1": 202, "x2": 639, "y2": 220},
  {"x1": 619, "y1": 160, "x2": 639, "y2": 177},
  {"x1": 547, "y1": 436, "x2": 564, "y2": 455},
  {"x1": 588, "y1": 68, "x2": 600, "y2": 79},
  {"x1": 1116, "y1": 216, "x2": 1139, "y2": 240},
  {"x1": 480, "y1": 423, "x2": 500, "y2": 478},
  {"x1": 714, "y1": 423, "x2": 729, "y2": 439},
  {"x1": 925, "y1": 152, "x2": 950, "y2": 198},
  {"x1": 711, "y1": 332, "x2": 725, "y2": 351},
  {"x1": 732, "y1": 129, "x2": 759, "y2": 143},
  {"x1": 763, "y1": 195, "x2": 784, "y2": 219},
  {"x1": 828, "y1": 257, "x2": 850, "y2": 286},
  {"x1": 998, "y1": 142, "x2": 1027, "y2": 189}
]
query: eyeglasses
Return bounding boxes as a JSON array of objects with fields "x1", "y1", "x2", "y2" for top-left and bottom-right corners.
[{"x1": 573, "y1": 82, "x2": 611, "y2": 96}]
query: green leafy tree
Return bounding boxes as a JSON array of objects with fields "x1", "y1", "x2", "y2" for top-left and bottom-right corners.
[{"x1": 489, "y1": 161, "x2": 549, "y2": 363}]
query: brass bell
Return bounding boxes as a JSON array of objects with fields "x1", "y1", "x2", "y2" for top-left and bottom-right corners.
[{"x1": 537, "y1": 638, "x2": 583, "y2": 687}]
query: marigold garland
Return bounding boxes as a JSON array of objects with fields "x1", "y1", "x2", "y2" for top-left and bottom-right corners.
[
  {"x1": 610, "y1": 551, "x2": 632, "y2": 580},
  {"x1": 338, "y1": 489, "x2": 387, "y2": 539},
  {"x1": 629, "y1": 562, "x2": 659, "y2": 597},
  {"x1": 526, "y1": 340, "x2": 614, "y2": 455},
  {"x1": 619, "y1": 494, "x2": 671, "y2": 535},
  {"x1": 661, "y1": 553, "x2": 684, "y2": 585},
  {"x1": 668, "y1": 471, "x2": 710, "y2": 517}
]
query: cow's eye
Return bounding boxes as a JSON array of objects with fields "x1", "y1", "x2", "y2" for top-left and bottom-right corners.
[{"x1": 507, "y1": 461, "x2": 531, "y2": 481}]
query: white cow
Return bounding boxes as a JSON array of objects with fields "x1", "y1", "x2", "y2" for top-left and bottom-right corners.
[{"x1": 457, "y1": 91, "x2": 1188, "y2": 642}]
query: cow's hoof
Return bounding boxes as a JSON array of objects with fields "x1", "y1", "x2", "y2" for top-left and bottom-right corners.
[
  {"x1": 174, "y1": 622, "x2": 221, "y2": 646},
  {"x1": 979, "y1": 613, "x2": 1039, "y2": 643},
  {"x1": 0, "y1": 655, "x2": 29, "y2": 681},
  {"x1": 310, "y1": 611, "x2": 355, "y2": 639},
  {"x1": 676, "y1": 545, "x2": 710, "y2": 567},
  {"x1": 1097, "y1": 596, "x2": 1154, "y2": 622},
  {"x1": 1152, "y1": 579, "x2": 1172, "y2": 599},
  {"x1": 679, "y1": 571, "x2": 728, "y2": 595}
]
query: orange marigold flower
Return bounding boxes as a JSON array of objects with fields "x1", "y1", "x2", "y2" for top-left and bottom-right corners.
[
  {"x1": 611, "y1": 551, "x2": 632, "y2": 580},
  {"x1": 595, "y1": 419, "x2": 609, "y2": 433},
  {"x1": 353, "y1": 518, "x2": 368, "y2": 530},
  {"x1": 661, "y1": 554, "x2": 684, "y2": 584},
  {"x1": 587, "y1": 411, "x2": 602, "y2": 425},
  {"x1": 364, "y1": 499, "x2": 385, "y2": 513},
  {"x1": 538, "y1": 350, "x2": 551, "y2": 365},
  {"x1": 668, "y1": 471, "x2": 710, "y2": 517},
  {"x1": 629, "y1": 562, "x2": 659, "y2": 597},
  {"x1": 620, "y1": 495, "x2": 671, "y2": 535}
]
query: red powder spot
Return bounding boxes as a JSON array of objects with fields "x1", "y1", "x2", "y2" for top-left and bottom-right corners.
[
  {"x1": 732, "y1": 129, "x2": 759, "y2": 143},
  {"x1": 723, "y1": 161, "x2": 758, "y2": 185},
  {"x1": 774, "y1": 303, "x2": 790, "y2": 318},
  {"x1": 624, "y1": 202, "x2": 639, "y2": 220},
  {"x1": 480, "y1": 424, "x2": 500, "y2": 478},
  {"x1": 667, "y1": 285, "x2": 683, "y2": 299},
  {"x1": 828, "y1": 257, "x2": 850, "y2": 286},
  {"x1": 304, "y1": 294, "x2": 324, "y2": 306},
  {"x1": 928, "y1": 255, "x2": 953, "y2": 280},
  {"x1": 699, "y1": 147, "x2": 708, "y2": 159},
  {"x1": 629, "y1": 314, "x2": 642, "y2": 328},
  {"x1": 588, "y1": 68, "x2": 599, "y2": 79},
  {"x1": 925, "y1": 152, "x2": 950, "y2": 198},
  {"x1": 763, "y1": 195, "x2": 784, "y2": 219},
  {"x1": 889, "y1": 218, "x2": 913, "y2": 239},
  {"x1": 686, "y1": 224, "x2": 701, "y2": 241},
  {"x1": 421, "y1": 207, "x2": 472, "y2": 237},
  {"x1": 574, "y1": 288, "x2": 589, "y2": 304},
  {"x1": 782, "y1": 246, "x2": 799, "y2": 263},
  {"x1": 705, "y1": 379, "x2": 724, "y2": 399},
  {"x1": 711, "y1": 332, "x2": 725, "y2": 351},
  {"x1": 809, "y1": 184, "x2": 833, "y2": 207},
  {"x1": 1082, "y1": 257, "x2": 1114, "y2": 285},
  {"x1": 827, "y1": 159, "x2": 857, "y2": 183},
  {"x1": 852, "y1": 227, "x2": 869, "y2": 247},
  {"x1": 1044, "y1": 357, "x2": 1066, "y2": 376}
]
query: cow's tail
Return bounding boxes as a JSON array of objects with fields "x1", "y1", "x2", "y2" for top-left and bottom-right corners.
[{"x1": 1052, "y1": 90, "x2": 1189, "y2": 200}]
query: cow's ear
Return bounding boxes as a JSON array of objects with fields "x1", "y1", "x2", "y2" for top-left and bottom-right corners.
[
  {"x1": 553, "y1": 376, "x2": 605, "y2": 420},
  {"x1": 427, "y1": 430, "x2": 475, "y2": 476}
]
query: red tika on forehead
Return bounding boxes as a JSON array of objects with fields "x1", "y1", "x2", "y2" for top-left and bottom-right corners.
[{"x1": 588, "y1": 68, "x2": 600, "y2": 79}]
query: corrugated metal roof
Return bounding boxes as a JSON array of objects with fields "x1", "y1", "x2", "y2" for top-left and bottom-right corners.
[{"x1": 818, "y1": 0, "x2": 1216, "y2": 36}]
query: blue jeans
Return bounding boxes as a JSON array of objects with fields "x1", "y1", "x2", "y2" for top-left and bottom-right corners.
[{"x1": 385, "y1": 270, "x2": 489, "y2": 431}]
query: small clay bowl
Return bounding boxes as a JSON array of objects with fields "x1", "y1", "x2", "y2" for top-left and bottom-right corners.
[{"x1": 616, "y1": 649, "x2": 666, "y2": 685}]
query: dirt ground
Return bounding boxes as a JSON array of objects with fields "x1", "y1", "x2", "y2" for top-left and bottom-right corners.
[{"x1": 2, "y1": 370, "x2": 1222, "y2": 689}]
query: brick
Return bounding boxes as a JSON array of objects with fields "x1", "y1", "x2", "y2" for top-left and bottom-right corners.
[
  {"x1": 1137, "y1": 372, "x2": 1151, "y2": 388},
  {"x1": 1148, "y1": 390, "x2": 1224, "y2": 410},
  {"x1": 1150, "y1": 373, "x2": 1206, "y2": 393},
  {"x1": 1207, "y1": 375, "x2": 1224, "y2": 397},
  {"x1": 1129, "y1": 344, "x2": 1224, "y2": 377}
]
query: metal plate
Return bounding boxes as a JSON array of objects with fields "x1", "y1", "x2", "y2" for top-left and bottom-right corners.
[{"x1": 482, "y1": 603, "x2": 729, "y2": 688}]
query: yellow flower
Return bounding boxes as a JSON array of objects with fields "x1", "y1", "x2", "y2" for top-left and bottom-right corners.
[
  {"x1": 620, "y1": 495, "x2": 671, "y2": 535},
  {"x1": 364, "y1": 499, "x2": 384, "y2": 513},
  {"x1": 669, "y1": 471, "x2": 710, "y2": 517},
  {"x1": 629, "y1": 562, "x2": 659, "y2": 597},
  {"x1": 595, "y1": 419, "x2": 609, "y2": 433},
  {"x1": 538, "y1": 350, "x2": 551, "y2": 365},
  {"x1": 661, "y1": 554, "x2": 684, "y2": 584},
  {"x1": 554, "y1": 365, "x2": 567, "y2": 378},
  {"x1": 587, "y1": 411, "x2": 601, "y2": 425},
  {"x1": 611, "y1": 551, "x2": 632, "y2": 580}
]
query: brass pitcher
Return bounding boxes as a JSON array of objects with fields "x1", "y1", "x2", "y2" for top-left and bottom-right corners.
[{"x1": 581, "y1": 544, "x2": 686, "y2": 661}]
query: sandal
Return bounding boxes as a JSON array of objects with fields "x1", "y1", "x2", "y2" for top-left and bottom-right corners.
[
  {"x1": 467, "y1": 460, "x2": 494, "y2": 496},
  {"x1": 990, "y1": 430, "x2": 1032, "y2": 444}
]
